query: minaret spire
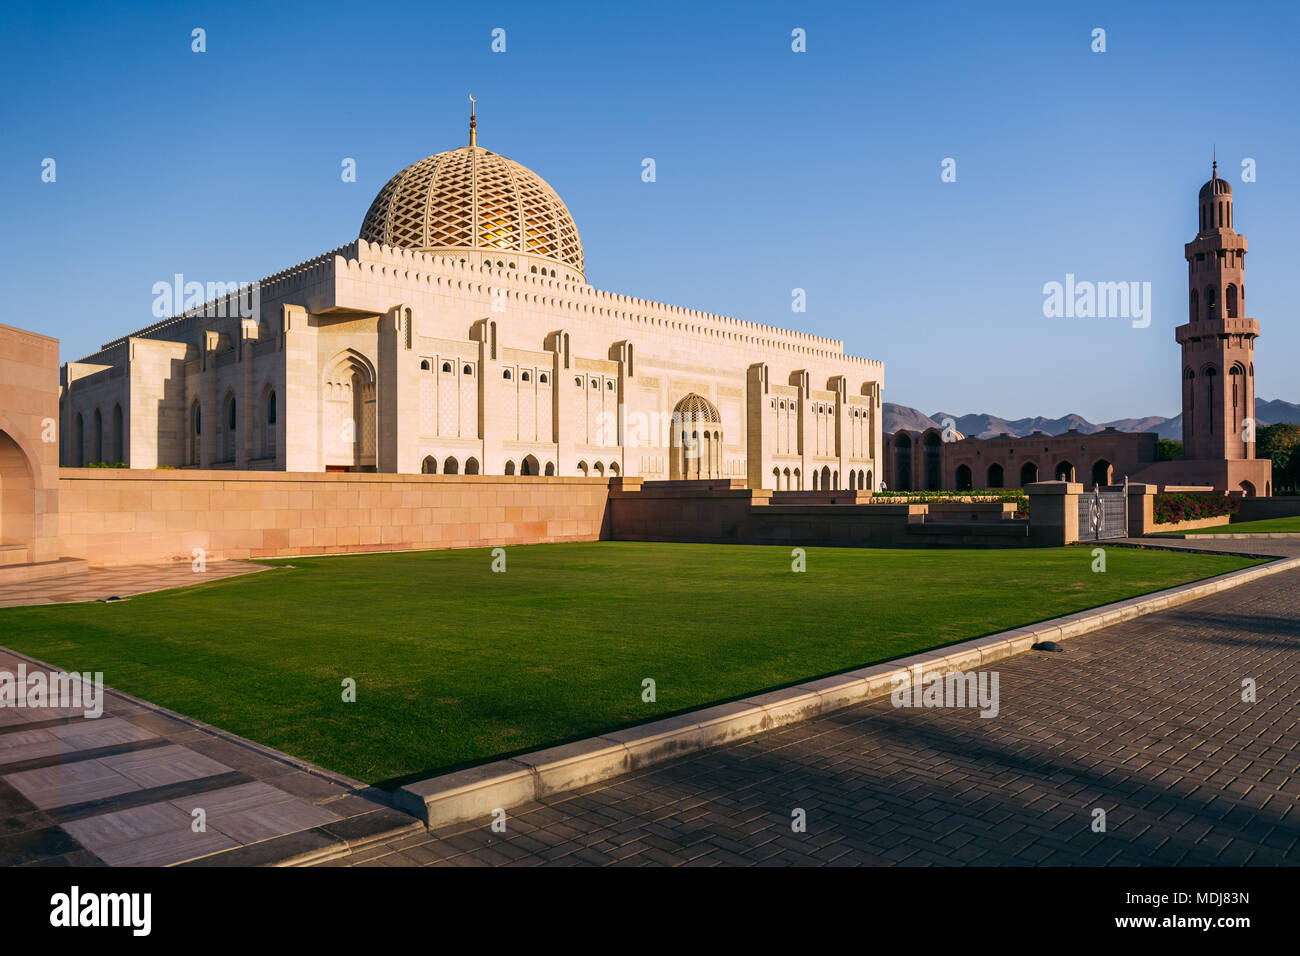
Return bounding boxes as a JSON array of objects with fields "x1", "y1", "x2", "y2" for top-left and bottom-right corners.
[
  {"x1": 1212, "y1": 146, "x2": 1216, "y2": 180},
  {"x1": 469, "y1": 94, "x2": 477, "y2": 147}
]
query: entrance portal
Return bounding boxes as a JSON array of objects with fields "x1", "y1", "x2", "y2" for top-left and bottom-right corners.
[{"x1": 0, "y1": 430, "x2": 36, "y2": 561}]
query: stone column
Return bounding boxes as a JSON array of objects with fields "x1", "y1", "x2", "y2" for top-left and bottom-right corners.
[
  {"x1": 1026, "y1": 480, "x2": 1082, "y2": 546},
  {"x1": 1127, "y1": 482, "x2": 1156, "y2": 537}
]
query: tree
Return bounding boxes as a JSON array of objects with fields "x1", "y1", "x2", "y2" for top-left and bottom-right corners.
[
  {"x1": 1157, "y1": 439, "x2": 1183, "y2": 461},
  {"x1": 1258, "y1": 423, "x2": 1300, "y2": 494}
]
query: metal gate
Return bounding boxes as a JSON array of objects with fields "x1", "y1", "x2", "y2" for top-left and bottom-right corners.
[{"x1": 1079, "y1": 481, "x2": 1128, "y2": 540}]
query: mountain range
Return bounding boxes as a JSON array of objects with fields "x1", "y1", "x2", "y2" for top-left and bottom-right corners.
[{"x1": 884, "y1": 399, "x2": 1300, "y2": 441}]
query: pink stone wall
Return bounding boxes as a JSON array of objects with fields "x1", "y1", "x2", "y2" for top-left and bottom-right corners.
[{"x1": 58, "y1": 469, "x2": 612, "y2": 566}]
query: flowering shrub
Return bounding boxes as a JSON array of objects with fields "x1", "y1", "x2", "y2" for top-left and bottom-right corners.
[
  {"x1": 871, "y1": 489, "x2": 1028, "y2": 519},
  {"x1": 1154, "y1": 492, "x2": 1238, "y2": 525}
]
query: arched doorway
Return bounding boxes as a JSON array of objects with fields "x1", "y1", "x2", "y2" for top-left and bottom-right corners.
[
  {"x1": 1239, "y1": 480, "x2": 1256, "y2": 497},
  {"x1": 892, "y1": 432, "x2": 913, "y2": 491},
  {"x1": 1019, "y1": 461, "x2": 1039, "y2": 487},
  {"x1": 1091, "y1": 459, "x2": 1113, "y2": 487},
  {"x1": 670, "y1": 393, "x2": 722, "y2": 480},
  {"x1": 421, "y1": 456, "x2": 437, "y2": 474},
  {"x1": 955, "y1": 464, "x2": 971, "y2": 491},
  {"x1": 923, "y1": 431, "x2": 942, "y2": 490},
  {"x1": 521, "y1": 454, "x2": 539, "y2": 476},
  {"x1": 0, "y1": 430, "x2": 36, "y2": 559},
  {"x1": 987, "y1": 463, "x2": 1004, "y2": 488},
  {"x1": 1054, "y1": 460, "x2": 1075, "y2": 482}
]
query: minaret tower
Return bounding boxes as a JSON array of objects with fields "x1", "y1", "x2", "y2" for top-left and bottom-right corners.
[{"x1": 1175, "y1": 158, "x2": 1259, "y2": 461}]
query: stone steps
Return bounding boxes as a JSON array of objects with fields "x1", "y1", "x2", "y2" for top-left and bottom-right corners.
[
  {"x1": 0, "y1": 544, "x2": 31, "y2": 567},
  {"x1": 0, "y1": 557, "x2": 89, "y2": 586}
]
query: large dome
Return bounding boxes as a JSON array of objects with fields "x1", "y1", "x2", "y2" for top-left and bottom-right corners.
[{"x1": 359, "y1": 144, "x2": 584, "y2": 279}]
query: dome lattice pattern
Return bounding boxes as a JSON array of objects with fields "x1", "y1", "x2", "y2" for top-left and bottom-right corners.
[
  {"x1": 360, "y1": 146, "x2": 584, "y2": 277},
  {"x1": 673, "y1": 393, "x2": 721, "y2": 423}
]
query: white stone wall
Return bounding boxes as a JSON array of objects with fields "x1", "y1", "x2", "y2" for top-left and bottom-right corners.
[{"x1": 62, "y1": 240, "x2": 885, "y2": 489}]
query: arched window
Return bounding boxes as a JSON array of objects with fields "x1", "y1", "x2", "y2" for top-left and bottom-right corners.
[
  {"x1": 189, "y1": 402, "x2": 200, "y2": 466},
  {"x1": 522, "y1": 455, "x2": 539, "y2": 476},
  {"x1": 421, "y1": 456, "x2": 437, "y2": 474},
  {"x1": 112, "y1": 403, "x2": 124, "y2": 463},
  {"x1": 463, "y1": 364, "x2": 473, "y2": 376},
  {"x1": 442, "y1": 362, "x2": 452, "y2": 373},
  {"x1": 504, "y1": 460, "x2": 516, "y2": 475},
  {"x1": 267, "y1": 391, "x2": 276, "y2": 425},
  {"x1": 1204, "y1": 366, "x2": 1218, "y2": 434},
  {"x1": 521, "y1": 371, "x2": 530, "y2": 382},
  {"x1": 221, "y1": 393, "x2": 237, "y2": 463},
  {"x1": 1226, "y1": 284, "x2": 1238, "y2": 318},
  {"x1": 421, "y1": 360, "x2": 430, "y2": 371},
  {"x1": 444, "y1": 456, "x2": 459, "y2": 475},
  {"x1": 539, "y1": 373, "x2": 548, "y2": 384},
  {"x1": 1205, "y1": 285, "x2": 1217, "y2": 318},
  {"x1": 465, "y1": 457, "x2": 480, "y2": 474},
  {"x1": 93, "y1": 409, "x2": 103, "y2": 463},
  {"x1": 503, "y1": 369, "x2": 512, "y2": 380},
  {"x1": 1190, "y1": 288, "x2": 1198, "y2": 322},
  {"x1": 73, "y1": 412, "x2": 84, "y2": 467},
  {"x1": 544, "y1": 461, "x2": 555, "y2": 476}
]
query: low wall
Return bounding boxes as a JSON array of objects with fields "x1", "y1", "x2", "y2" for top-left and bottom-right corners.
[
  {"x1": 1153, "y1": 515, "x2": 1232, "y2": 533},
  {"x1": 1236, "y1": 496, "x2": 1300, "y2": 522},
  {"x1": 608, "y1": 487, "x2": 1031, "y2": 548},
  {"x1": 58, "y1": 469, "x2": 613, "y2": 566}
]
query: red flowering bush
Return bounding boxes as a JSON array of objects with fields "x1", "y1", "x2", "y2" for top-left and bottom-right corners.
[{"x1": 1154, "y1": 493, "x2": 1238, "y2": 525}]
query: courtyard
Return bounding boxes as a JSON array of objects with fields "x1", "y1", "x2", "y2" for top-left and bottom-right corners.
[{"x1": 0, "y1": 542, "x2": 1259, "y2": 787}]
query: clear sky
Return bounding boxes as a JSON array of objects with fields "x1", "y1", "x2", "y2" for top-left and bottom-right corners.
[{"x1": 3, "y1": 0, "x2": 1296, "y2": 421}]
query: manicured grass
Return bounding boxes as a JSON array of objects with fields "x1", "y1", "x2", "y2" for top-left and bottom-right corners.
[
  {"x1": 0, "y1": 542, "x2": 1260, "y2": 785},
  {"x1": 1177, "y1": 515, "x2": 1300, "y2": 535}
]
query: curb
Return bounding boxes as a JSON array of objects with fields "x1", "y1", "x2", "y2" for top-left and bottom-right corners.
[
  {"x1": 1167, "y1": 532, "x2": 1300, "y2": 540},
  {"x1": 394, "y1": 554, "x2": 1300, "y2": 830}
]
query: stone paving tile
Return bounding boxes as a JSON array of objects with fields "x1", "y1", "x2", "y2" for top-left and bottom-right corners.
[
  {"x1": 325, "y1": 557, "x2": 1300, "y2": 866},
  {"x1": 0, "y1": 561, "x2": 268, "y2": 608},
  {"x1": 0, "y1": 646, "x2": 416, "y2": 866}
]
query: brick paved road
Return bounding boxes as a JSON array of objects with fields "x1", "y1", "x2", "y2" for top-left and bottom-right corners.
[{"x1": 326, "y1": 545, "x2": 1300, "y2": 866}]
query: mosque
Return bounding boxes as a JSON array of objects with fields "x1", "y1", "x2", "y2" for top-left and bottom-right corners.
[{"x1": 58, "y1": 108, "x2": 884, "y2": 492}]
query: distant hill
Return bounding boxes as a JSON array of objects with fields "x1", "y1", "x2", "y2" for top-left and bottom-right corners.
[{"x1": 884, "y1": 399, "x2": 1300, "y2": 441}]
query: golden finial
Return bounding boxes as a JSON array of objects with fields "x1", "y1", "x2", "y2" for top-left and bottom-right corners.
[
  {"x1": 469, "y1": 94, "x2": 477, "y2": 147},
  {"x1": 1212, "y1": 145, "x2": 1217, "y2": 179}
]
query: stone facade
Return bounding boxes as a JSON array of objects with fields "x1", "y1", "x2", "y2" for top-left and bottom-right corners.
[
  {"x1": 0, "y1": 324, "x2": 61, "y2": 565},
  {"x1": 59, "y1": 129, "x2": 884, "y2": 492},
  {"x1": 884, "y1": 426, "x2": 1159, "y2": 492}
]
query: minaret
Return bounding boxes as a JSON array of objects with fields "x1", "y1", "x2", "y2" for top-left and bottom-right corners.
[{"x1": 1175, "y1": 158, "x2": 1258, "y2": 461}]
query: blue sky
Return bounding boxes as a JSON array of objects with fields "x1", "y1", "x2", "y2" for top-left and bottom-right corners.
[{"x1": 3, "y1": 0, "x2": 1296, "y2": 420}]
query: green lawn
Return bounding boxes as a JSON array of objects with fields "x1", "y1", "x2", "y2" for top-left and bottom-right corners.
[
  {"x1": 1176, "y1": 515, "x2": 1300, "y2": 535},
  {"x1": 0, "y1": 542, "x2": 1260, "y2": 786}
]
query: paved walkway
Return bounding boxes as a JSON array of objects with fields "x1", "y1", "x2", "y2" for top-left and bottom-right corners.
[
  {"x1": 323, "y1": 541, "x2": 1300, "y2": 866},
  {"x1": 0, "y1": 647, "x2": 417, "y2": 866},
  {"x1": 0, "y1": 561, "x2": 267, "y2": 608}
]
